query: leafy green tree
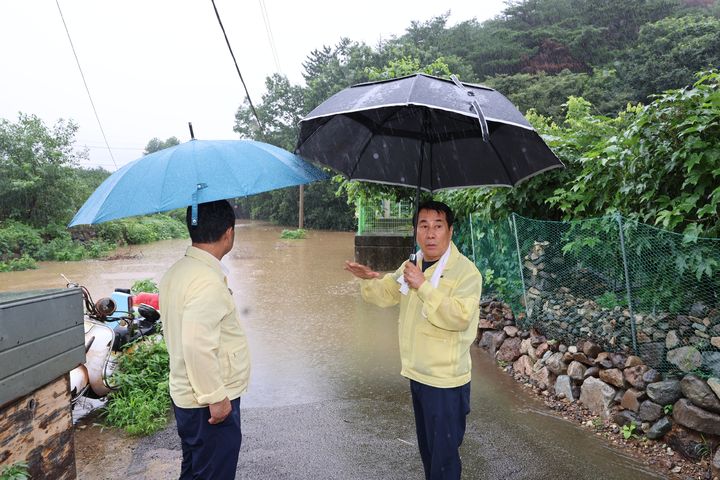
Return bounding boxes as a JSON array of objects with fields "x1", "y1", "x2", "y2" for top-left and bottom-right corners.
[
  {"x1": 75, "y1": 166, "x2": 110, "y2": 200},
  {"x1": 302, "y1": 38, "x2": 382, "y2": 110},
  {"x1": 234, "y1": 74, "x2": 305, "y2": 150},
  {"x1": 0, "y1": 114, "x2": 87, "y2": 226},
  {"x1": 234, "y1": 73, "x2": 356, "y2": 230},
  {"x1": 619, "y1": 14, "x2": 720, "y2": 101},
  {"x1": 484, "y1": 68, "x2": 633, "y2": 121},
  {"x1": 439, "y1": 95, "x2": 633, "y2": 221},
  {"x1": 144, "y1": 136, "x2": 179, "y2": 155},
  {"x1": 547, "y1": 71, "x2": 720, "y2": 238},
  {"x1": 379, "y1": 13, "x2": 477, "y2": 81}
]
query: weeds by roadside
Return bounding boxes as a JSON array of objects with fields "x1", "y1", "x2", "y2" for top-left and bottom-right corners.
[
  {"x1": 101, "y1": 337, "x2": 170, "y2": 436},
  {"x1": 0, "y1": 462, "x2": 30, "y2": 480}
]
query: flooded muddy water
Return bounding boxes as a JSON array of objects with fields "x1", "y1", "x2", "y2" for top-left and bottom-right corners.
[{"x1": 0, "y1": 221, "x2": 666, "y2": 479}]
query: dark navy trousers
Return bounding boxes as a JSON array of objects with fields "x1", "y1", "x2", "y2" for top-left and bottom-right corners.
[
  {"x1": 410, "y1": 380, "x2": 471, "y2": 480},
  {"x1": 173, "y1": 397, "x2": 242, "y2": 480}
]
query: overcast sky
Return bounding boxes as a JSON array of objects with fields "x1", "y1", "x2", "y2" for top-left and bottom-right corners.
[{"x1": 1, "y1": 1, "x2": 507, "y2": 170}]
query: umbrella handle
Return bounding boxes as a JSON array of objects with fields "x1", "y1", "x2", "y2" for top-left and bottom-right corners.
[
  {"x1": 190, "y1": 183, "x2": 208, "y2": 226},
  {"x1": 191, "y1": 193, "x2": 199, "y2": 226}
]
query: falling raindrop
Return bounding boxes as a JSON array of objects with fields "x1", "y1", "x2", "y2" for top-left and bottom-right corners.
[{"x1": 373, "y1": 152, "x2": 380, "y2": 159}]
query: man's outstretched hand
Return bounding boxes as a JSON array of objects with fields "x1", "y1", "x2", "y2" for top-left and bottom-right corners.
[{"x1": 344, "y1": 261, "x2": 380, "y2": 280}]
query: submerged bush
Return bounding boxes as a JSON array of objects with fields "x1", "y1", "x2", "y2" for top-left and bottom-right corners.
[
  {"x1": 0, "y1": 255, "x2": 37, "y2": 272},
  {"x1": 280, "y1": 228, "x2": 307, "y2": 239}
]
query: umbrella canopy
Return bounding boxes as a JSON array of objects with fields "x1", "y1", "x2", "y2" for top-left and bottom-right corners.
[
  {"x1": 69, "y1": 139, "x2": 327, "y2": 227},
  {"x1": 296, "y1": 73, "x2": 563, "y2": 192}
]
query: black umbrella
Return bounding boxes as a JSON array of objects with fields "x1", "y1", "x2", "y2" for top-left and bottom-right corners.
[{"x1": 296, "y1": 73, "x2": 563, "y2": 254}]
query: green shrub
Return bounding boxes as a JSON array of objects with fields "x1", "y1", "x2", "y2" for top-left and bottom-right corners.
[
  {"x1": 0, "y1": 461, "x2": 30, "y2": 480},
  {"x1": 131, "y1": 279, "x2": 158, "y2": 294},
  {"x1": 280, "y1": 228, "x2": 307, "y2": 239},
  {"x1": 102, "y1": 338, "x2": 170, "y2": 436},
  {"x1": 164, "y1": 208, "x2": 187, "y2": 224},
  {"x1": 140, "y1": 215, "x2": 187, "y2": 240},
  {"x1": 123, "y1": 222, "x2": 158, "y2": 244},
  {"x1": 0, "y1": 221, "x2": 42, "y2": 260},
  {"x1": 0, "y1": 255, "x2": 37, "y2": 272},
  {"x1": 36, "y1": 233, "x2": 84, "y2": 261},
  {"x1": 95, "y1": 221, "x2": 126, "y2": 244},
  {"x1": 596, "y1": 291, "x2": 628, "y2": 309},
  {"x1": 84, "y1": 240, "x2": 114, "y2": 258}
]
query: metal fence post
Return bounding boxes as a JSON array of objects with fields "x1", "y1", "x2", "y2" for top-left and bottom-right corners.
[
  {"x1": 616, "y1": 213, "x2": 638, "y2": 354},
  {"x1": 469, "y1": 213, "x2": 477, "y2": 264},
  {"x1": 357, "y1": 199, "x2": 365, "y2": 235},
  {"x1": 511, "y1": 213, "x2": 529, "y2": 318}
]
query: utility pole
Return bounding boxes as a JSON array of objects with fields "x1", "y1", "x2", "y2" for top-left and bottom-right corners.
[{"x1": 298, "y1": 185, "x2": 304, "y2": 229}]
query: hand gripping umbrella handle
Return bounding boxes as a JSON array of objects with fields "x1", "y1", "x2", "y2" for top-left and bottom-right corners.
[{"x1": 450, "y1": 75, "x2": 490, "y2": 143}]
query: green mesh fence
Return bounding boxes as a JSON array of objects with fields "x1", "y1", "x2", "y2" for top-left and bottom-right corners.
[
  {"x1": 454, "y1": 215, "x2": 524, "y2": 313},
  {"x1": 510, "y1": 213, "x2": 720, "y2": 376},
  {"x1": 357, "y1": 199, "x2": 413, "y2": 236}
]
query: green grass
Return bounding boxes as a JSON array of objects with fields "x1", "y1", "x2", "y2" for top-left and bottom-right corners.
[
  {"x1": 101, "y1": 337, "x2": 171, "y2": 436},
  {"x1": 280, "y1": 228, "x2": 307, "y2": 239}
]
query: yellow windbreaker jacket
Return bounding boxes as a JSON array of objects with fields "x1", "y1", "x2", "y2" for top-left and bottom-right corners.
[
  {"x1": 361, "y1": 242, "x2": 482, "y2": 388},
  {"x1": 160, "y1": 246, "x2": 250, "y2": 408}
]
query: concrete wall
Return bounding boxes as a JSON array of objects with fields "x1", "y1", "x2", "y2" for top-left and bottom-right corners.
[{"x1": 354, "y1": 235, "x2": 414, "y2": 272}]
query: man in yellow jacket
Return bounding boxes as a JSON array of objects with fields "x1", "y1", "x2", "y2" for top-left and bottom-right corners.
[
  {"x1": 160, "y1": 200, "x2": 250, "y2": 480},
  {"x1": 345, "y1": 200, "x2": 481, "y2": 480}
]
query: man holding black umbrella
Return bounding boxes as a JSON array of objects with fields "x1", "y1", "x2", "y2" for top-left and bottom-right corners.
[{"x1": 345, "y1": 200, "x2": 482, "y2": 480}]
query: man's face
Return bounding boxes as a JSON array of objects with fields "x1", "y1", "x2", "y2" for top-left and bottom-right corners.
[{"x1": 416, "y1": 208, "x2": 452, "y2": 262}]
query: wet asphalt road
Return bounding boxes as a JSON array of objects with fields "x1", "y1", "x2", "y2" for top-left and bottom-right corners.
[{"x1": 121, "y1": 350, "x2": 663, "y2": 480}]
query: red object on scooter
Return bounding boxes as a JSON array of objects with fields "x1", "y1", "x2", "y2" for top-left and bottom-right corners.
[{"x1": 133, "y1": 292, "x2": 159, "y2": 310}]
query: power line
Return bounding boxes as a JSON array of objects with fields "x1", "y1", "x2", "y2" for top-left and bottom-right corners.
[
  {"x1": 55, "y1": 0, "x2": 117, "y2": 170},
  {"x1": 81, "y1": 144, "x2": 145, "y2": 151},
  {"x1": 210, "y1": 0, "x2": 264, "y2": 133},
  {"x1": 258, "y1": 0, "x2": 282, "y2": 73}
]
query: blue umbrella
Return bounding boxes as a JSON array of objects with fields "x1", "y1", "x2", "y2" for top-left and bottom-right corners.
[{"x1": 69, "y1": 139, "x2": 327, "y2": 227}]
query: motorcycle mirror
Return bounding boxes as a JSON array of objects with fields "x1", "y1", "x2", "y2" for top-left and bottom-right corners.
[
  {"x1": 95, "y1": 297, "x2": 116, "y2": 317},
  {"x1": 137, "y1": 303, "x2": 160, "y2": 323}
]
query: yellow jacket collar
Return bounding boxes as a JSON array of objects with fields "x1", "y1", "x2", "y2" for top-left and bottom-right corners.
[
  {"x1": 423, "y1": 242, "x2": 462, "y2": 273},
  {"x1": 185, "y1": 245, "x2": 227, "y2": 279}
]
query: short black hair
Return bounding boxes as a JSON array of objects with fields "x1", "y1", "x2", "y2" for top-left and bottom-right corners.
[
  {"x1": 186, "y1": 200, "x2": 236, "y2": 243},
  {"x1": 414, "y1": 200, "x2": 454, "y2": 228}
]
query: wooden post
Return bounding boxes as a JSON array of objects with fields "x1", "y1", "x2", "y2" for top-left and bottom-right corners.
[
  {"x1": 298, "y1": 185, "x2": 304, "y2": 229},
  {"x1": 0, "y1": 375, "x2": 77, "y2": 479}
]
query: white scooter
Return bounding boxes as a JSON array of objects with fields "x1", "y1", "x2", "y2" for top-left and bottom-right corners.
[{"x1": 64, "y1": 276, "x2": 160, "y2": 403}]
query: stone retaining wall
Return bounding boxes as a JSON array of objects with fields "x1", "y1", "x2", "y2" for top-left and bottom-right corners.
[
  {"x1": 477, "y1": 299, "x2": 720, "y2": 477},
  {"x1": 521, "y1": 241, "x2": 720, "y2": 376}
]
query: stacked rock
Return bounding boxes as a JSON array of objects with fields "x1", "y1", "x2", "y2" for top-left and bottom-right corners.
[{"x1": 476, "y1": 300, "x2": 720, "y2": 473}]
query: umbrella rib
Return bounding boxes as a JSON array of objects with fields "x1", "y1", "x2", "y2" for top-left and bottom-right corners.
[
  {"x1": 346, "y1": 107, "x2": 412, "y2": 178},
  {"x1": 487, "y1": 137, "x2": 518, "y2": 185},
  {"x1": 348, "y1": 128, "x2": 375, "y2": 179},
  {"x1": 156, "y1": 149, "x2": 175, "y2": 213}
]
